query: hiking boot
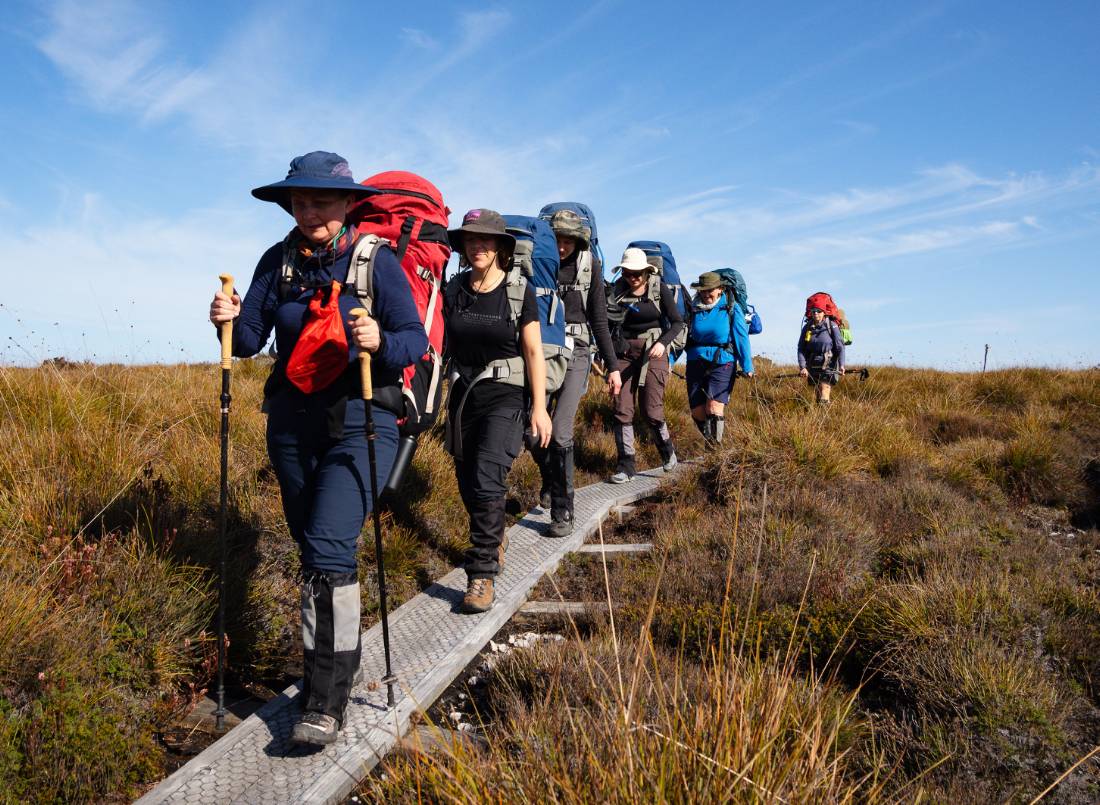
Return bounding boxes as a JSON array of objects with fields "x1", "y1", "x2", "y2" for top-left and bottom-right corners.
[
  {"x1": 609, "y1": 454, "x2": 635, "y2": 484},
  {"x1": 461, "y1": 577, "x2": 494, "y2": 613},
  {"x1": 547, "y1": 514, "x2": 574, "y2": 538},
  {"x1": 539, "y1": 491, "x2": 551, "y2": 509},
  {"x1": 498, "y1": 533, "x2": 509, "y2": 570},
  {"x1": 653, "y1": 425, "x2": 678, "y2": 473},
  {"x1": 290, "y1": 711, "x2": 340, "y2": 746}
]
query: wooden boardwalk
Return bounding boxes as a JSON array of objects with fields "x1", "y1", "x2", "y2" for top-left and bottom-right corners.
[{"x1": 137, "y1": 468, "x2": 670, "y2": 804}]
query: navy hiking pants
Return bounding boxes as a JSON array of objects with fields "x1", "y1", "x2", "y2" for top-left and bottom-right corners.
[{"x1": 266, "y1": 395, "x2": 398, "y2": 575}]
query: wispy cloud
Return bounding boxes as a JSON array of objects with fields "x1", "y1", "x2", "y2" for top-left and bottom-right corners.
[{"x1": 400, "y1": 27, "x2": 438, "y2": 50}]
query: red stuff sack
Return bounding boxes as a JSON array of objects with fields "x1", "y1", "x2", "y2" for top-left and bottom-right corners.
[{"x1": 285, "y1": 280, "x2": 349, "y2": 393}]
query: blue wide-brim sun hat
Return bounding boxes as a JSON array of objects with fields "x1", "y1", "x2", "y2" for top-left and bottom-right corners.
[{"x1": 251, "y1": 151, "x2": 378, "y2": 214}]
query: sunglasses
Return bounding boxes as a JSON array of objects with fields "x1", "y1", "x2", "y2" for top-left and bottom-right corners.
[{"x1": 622, "y1": 270, "x2": 647, "y2": 279}]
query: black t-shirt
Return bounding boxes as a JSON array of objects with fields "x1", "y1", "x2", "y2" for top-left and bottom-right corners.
[
  {"x1": 616, "y1": 280, "x2": 685, "y2": 345},
  {"x1": 445, "y1": 273, "x2": 539, "y2": 409}
]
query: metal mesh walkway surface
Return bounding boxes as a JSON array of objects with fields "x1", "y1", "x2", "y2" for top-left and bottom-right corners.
[{"x1": 137, "y1": 468, "x2": 669, "y2": 805}]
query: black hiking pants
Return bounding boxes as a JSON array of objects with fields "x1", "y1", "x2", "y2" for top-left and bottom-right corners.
[{"x1": 451, "y1": 389, "x2": 525, "y2": 580}]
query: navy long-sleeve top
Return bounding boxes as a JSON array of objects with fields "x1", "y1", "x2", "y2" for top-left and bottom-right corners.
[
  {"x1": 797, "y1": 319, "x2": 845, "y2": 371},
  {"x1": 231, "y1": 231, "x2": 428, "y2": 392}
]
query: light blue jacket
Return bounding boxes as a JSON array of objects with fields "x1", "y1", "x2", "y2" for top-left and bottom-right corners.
[{"x1": 686, "y1": 297, "x2": 753, "y2": 374}]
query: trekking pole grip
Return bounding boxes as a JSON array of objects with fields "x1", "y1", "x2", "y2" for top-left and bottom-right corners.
[
  {"x1": 351, "y1": 308, "x2": 373, "y2": 400},
  {"x1": 218, "y1": 274, "x2": 234, "y2": 369}
]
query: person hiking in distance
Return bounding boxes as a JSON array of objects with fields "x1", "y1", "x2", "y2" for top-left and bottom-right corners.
[
  {"x1": 531, "y1": 210, "x2": 621, "y2": 537},
  {"x1": 443, "y1": 209, "x2": 552, "y2": 613},
  {"x1": 207, "y1": 152, "x2": 427, "y2": 746},
  {"x1": 606, "y1": 247, "x2": 685, "y2": 482},
  {"x1": 685, "y1": 271, "x2": 753, "y2": 446},
  {"x1": 798, "y1": 303, "x2": 845, "y2": 405}
]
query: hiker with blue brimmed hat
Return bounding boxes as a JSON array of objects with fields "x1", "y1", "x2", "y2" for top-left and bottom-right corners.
[
  {"x1": 442, "y1": 208, "x2": 552, "y2": 614},
  {"x1": 685, "y1": 271, "x2": 754, "y2": 446},
  {"x1": 208, "y1": 150, "x2": 427, "y2": 746},
  {"x1": 605, "y1": 247, "x2": 685, "y2": 483}
]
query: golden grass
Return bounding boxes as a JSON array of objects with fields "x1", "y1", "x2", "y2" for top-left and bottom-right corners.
[{"x1": 2, "y1": 359, "x2": 1099, "y2": 800}]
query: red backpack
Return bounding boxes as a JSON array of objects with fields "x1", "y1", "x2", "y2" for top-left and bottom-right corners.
[
  {"x1": 805, "y1": 291, "x2": 839, "y2": 320},
  {"x1": 350, "y1": 171, "x2": 451, "y2": 437},
  {"x1": 805, "y1": 291, "x2": 853, "y2": 345}
]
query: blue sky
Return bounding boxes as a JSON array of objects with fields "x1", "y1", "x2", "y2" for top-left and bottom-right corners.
[{"x1": 1, "y1": 0, "x2": 1097, "y2": 368}]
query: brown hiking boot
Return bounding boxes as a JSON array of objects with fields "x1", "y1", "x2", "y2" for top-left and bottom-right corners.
[
  {"x1": 498, "y1": 534, "x2": 509, "y2": 570},
  {"x1": 461, "y1": 577, "x2": 494, "y2": 613}
]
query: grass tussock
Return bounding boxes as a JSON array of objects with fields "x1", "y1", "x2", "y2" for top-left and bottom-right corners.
[{"x1": 4, "y1": 358, "x2": 1100, "y2": 800}]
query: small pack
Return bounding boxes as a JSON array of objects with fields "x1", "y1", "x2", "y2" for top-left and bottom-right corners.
[
  {"x1": 626, "y1": 240, "x2": 690, "y2": 357},
  {"x1": 805, "y1": 291, "x2": 852, "y2": 345}
]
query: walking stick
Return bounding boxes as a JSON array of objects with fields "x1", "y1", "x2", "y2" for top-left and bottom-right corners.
[
  {"x1": 214, "y1": 273, "x2": 233, "y2": 732},
  {"x1": 351, "y1": 308, "x2": 397, "y2": 708}
]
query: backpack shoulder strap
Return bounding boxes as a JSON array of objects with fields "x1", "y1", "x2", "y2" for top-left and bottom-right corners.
[
  {"x1": 278, "y1": 230, "x2": 300, "y2": 301},
  {"x1": 559, "y1": 251, "x2": 593, "y2": 298},
  {"x1": 504, "y1": 267, "x2": 527, "y2": 325},
  {"x1": 647, "y1": 275, "x2": 661, "y2": 304},
  {"x1": 345, "y1": 233, "x2": 386, "y2": 315}
]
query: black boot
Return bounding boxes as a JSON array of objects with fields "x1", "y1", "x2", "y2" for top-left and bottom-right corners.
[
  {"x1": 548, "y1": 445, "x2": 575, "y2": 537},
  {"x1": 610, "y1": 424, "x2": 636, "y2": 483},
  {"x1": 531, "y1": 444, "x2": 552, "y2": 509},
  {"x1": 652, "y1": 421, "x2": 678, "y2": 472},
  {"x1": 293, "y1": 569, "x2": 361, "y2": 746}
]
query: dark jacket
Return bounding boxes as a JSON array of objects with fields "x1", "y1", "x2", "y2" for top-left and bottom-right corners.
[
  {"x1": 232, "y1": 232, "x2": 427, "y2": 393},
  {"x1": 558, "y1": 253, "x2": 618, "y2": 367},
  {"x1": 797, "y1": 319, "x2": 845, "y2": 371},
  {"x1": 610, "y1": 278, "x2": 685, "y2": 353}
]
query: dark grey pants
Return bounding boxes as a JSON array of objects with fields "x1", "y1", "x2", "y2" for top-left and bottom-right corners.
[{"x1": 549, "y1": 339, "x2": 591, "y2": 449}]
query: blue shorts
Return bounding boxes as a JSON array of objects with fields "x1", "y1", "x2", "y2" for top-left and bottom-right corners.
[{"x1": 686, "y1": 359, "x2": 736, "y2": 407}]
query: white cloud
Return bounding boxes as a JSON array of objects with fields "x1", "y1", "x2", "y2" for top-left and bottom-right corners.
[{"x1": 400, "y1": 27, "x2": 438, "y2": 50}]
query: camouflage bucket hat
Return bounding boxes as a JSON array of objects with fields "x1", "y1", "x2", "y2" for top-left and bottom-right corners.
[{"x1": 548, "y1": 209, "x2": 591, "y2": 249}]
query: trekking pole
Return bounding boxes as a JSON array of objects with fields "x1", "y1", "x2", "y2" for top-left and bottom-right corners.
[
  {"x1": 351, "y1": 308, "x2": 396, "y2": 708},
  {"x1": 214, "y1": 273, "x2": 233, "y2": 732}
]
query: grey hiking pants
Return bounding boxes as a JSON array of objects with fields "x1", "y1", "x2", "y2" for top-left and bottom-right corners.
[{"x1": 548, "y1": 339, "x2": 591, "y2": 449}]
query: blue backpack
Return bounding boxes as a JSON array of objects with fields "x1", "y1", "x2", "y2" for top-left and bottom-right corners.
[
  {"x1": 712, "y1": 267, "x2": 762, "y2": 335},
  {"x1": 503, "y1": 215, "x2": 572, "y2": 394},
  {"x1": 626, "y1": 240, "x2": 690, "y2": 358},
  {"x1": 538, "y1": 202, "x2": 604, "y2": 272}
]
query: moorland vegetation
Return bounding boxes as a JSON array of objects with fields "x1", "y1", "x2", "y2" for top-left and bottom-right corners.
[{"x1": 0, "y1": 360, "x2": 1097, "y2": 801}]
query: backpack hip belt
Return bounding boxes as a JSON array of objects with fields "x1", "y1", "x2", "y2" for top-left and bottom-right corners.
[{"x1": 443, "y1": 356, "x2": 526, "y2": 458}]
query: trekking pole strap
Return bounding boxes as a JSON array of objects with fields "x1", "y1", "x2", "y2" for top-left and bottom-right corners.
[
  {"x1": 351, "y1": 308, "x2": 373, "y2": 400},
  {"x1": 219, "y1": 274, "x2": 234, "y2": 369}
]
